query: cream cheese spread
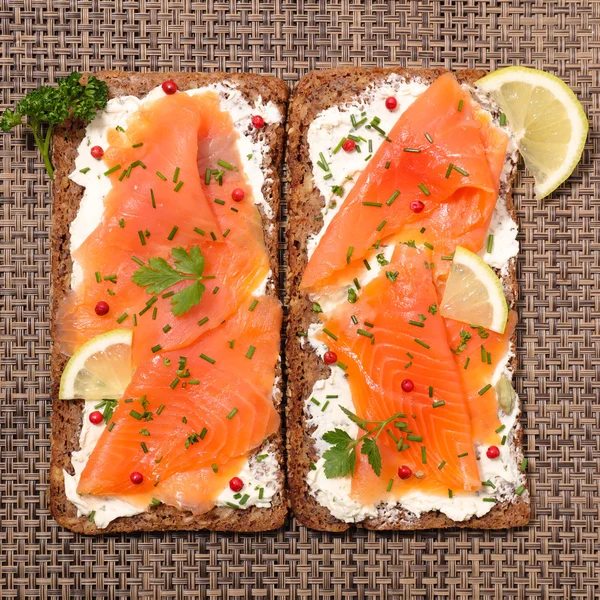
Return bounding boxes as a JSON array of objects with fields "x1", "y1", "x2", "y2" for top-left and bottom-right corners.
[
  {"x1": 63, "y1": 83, "x2": 283, "y2": 528},
  {"x1": 303, "y1": 76, "x2": 525, "y2": 523}
]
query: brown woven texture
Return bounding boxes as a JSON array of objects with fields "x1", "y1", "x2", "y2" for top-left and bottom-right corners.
[{"x1": 0, "y1": 0, "x2": 598, "y2": 598}]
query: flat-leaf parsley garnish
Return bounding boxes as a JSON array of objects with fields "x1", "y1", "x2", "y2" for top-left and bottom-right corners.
[{"x1": 132, "y1": 245, "x2": 215, "y2": 316}]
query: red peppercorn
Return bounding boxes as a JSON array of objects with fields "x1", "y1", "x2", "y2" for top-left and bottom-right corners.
[
  {"x1": 251, "y1": 115, "x2": 265, "y2": 129},
  {"x1": 486, "y1": 445, "x2": 500, "y2": 459},
  {"x1": 231, "y1": 188, "x2": 245, "y2": 202},
  {"x1": 342, "y1": 139, "x2": 356, "y2": 153},
  {"x1": 162, "y1": 80, "x2": 178, "y2": 95},
  {"x1": 410, "y1": 200, "x2": 424, "y2": 213},
  {"x1": 89, "y1": 411, "x2": 103, "y2": 425},
  {"x1": 229, "y1": 477, "x2": 244, "y2": 492},
  {"x1": 385, "y1": 97, "x2": 398, "y2": 110},
  {"x1": 90, "y1": 146, "x2": 104, "y2": 159},
  {"x1": 398, "y1": 465, "x2": 412, "y2": 480},
  {"x1": 401, "y1": 378, "x2": 414, "y2": 392},
  {"x1": 130, "y1": 471, "x2": 144, "y2": 485},
  {"x1": 95, "y1": 301, "x2": 109, "y2": 316},
  {"x1": 323, "y1": 350, "x2": 338, "y2": 365}
]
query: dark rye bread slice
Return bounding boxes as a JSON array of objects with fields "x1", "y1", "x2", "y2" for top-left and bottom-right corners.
[
  {"x1": 285, "y1": 67, "x2": 530, "y2": 532},
  {"x1": 50, "y1": 71, "x2": 289, "y2": 533}
]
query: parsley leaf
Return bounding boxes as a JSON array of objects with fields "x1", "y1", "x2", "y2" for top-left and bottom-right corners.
[
  {"x1": 361, "y1": 437, "x2": 382, "y2": 477},
  {"x1": 132, "y1": 246, "x2": 212, "y2": 316},
  {"x1": 323, "y1": 445, "x2": 356, "y2": 478}
]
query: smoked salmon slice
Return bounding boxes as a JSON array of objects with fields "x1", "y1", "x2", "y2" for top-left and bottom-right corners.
[
  {"x1": 56, "y1": 90, "x2": 270, "y2": 366},
  {"x1": 444, "y1": 311, "x2": 517, "y2": 444},
  {"x1": 316, "y1": 245, "x2": 481, "y2": 504},
  {"x1": 301, "y1": 73, "x2": 508, "y2": 293},
  {"x1": 77, "y1": 295, "x2": 282, "y2": 513}
]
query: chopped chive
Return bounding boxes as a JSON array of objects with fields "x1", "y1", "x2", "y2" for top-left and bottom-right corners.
[
  {"x1": 89, "y1": 511, "x2": 95, "y2": 523},
  {"x1": 406, "y1": 352, "x2": 414, "y2": 359},
  {"x1": 172, "y1": 167, "x2": 180, "y2": 183},
  {"x1": 133, "y1": 314, "x2": 138, "y2": 326},
  {"x1": 432, "y1": 401, "x2": 446, "y2": 408},
  {"x1": 156, "y1": 171, "x2": 167, "y2": 181},
  {"x1": 212, "y1": 286, "x2": 219, "y2": 295},
  {"x1": 256, "y1": 454, "x2": 268, "y2": 462},
  {"x1": 428, "y1": 386, "x2": 433, "y2": 398},
  {"x1": 363, "y1": 259, "x2": 371, "y2": 271},
  {"x1": 79, "y1": 167, "x2": 91, "y2": 174},
  {"x1": 217, "y1": 159, "x2": 234, "y2": 170},
  {"x1": 129, "y1": 410, "x2": 143, "y2": 420},
  {"x1": 119, "y1": 218, "x2": 125, "y2": 228},
  {"x1": 464, "y1": 357, "x2": 470, "y2": 370},
  {"x1": 487, "y1": 352, "x2": 492, "y2": 365},
  {"x1": 478, "y1": 384, "x2": 492, "y2": 396},
  {"x1": 246, "y1": 345, "x2": 256, "y2": 359},
  {"x1": 414, "y1": 338, "x2": 430, "y2": 349},
  {"x1": 162, "y1": 291, "x2": 175, "y2": 300},
  {"x1": 386, "y1": 190, "x2": 400, "y2": 206},
  {"x1": 132, "y1": 142, "x2": 144, "y2": 149},
  {"x1": 103, "y1": 164, "x2": 121, "y2": 176},
  {"x1": 457, "y1": 452, "x2": 469, "y2": 458},
  {"x1": 156, "y1": 404, "x2": 165, "y2": 415},
  {"x1": 351, "y1": 315, "x2": 358, "y2": 325},
  {"x1": 258, "y1": 488, "x2": 264, "y2": 500},
  {"x1": 162, "y1": 324, "x2": 171, "y2": 333},
  {"x1": 167, "y1": 226, "x2": 178, "y2": 240},
  {"x1": 438, "y1": 460, "x2": 446, "y2": 470},
  {"x1": 197, "y1": 317, "x2": 209, "y2": 327},
  {"x1": 386, "y1": 478, "x2": 394, "y2": 492},
  {"x1": 458, "y1": 99, "x2": 464, "y2": 112},
  {"x1": 346, "y1": 246, "x2": 354, "y2": 264},
  {"x1": 115, "y1": 125, "x2": 125, "y2": 133},
  {"x1": 226, "y1": 408, "x2": 238, "y2": 420},
  {"x1": 453, "y1": 165, "x2": 470, "y2": 177},
  {"x1": 309, "y1": 462, "x2": 317, "y2": 471},
  {"x1": 210, "y1": 232, "x2": 217, "y2": 241},
  {"x1": 332, "y1": 137, "x2": 347, "y2": 154},
  {"x1": 95, "y1": 271, "x2": 102, "y2": 283},
  {"x1": 487, "y1": 234, "x2": 494, "y2": 254},
  {"x1": 481, "y1": 345, "x2": 487, "y2": 362},
  {"x1": 336, "y1": 361, "x2": 348, "y2": 371},
  {"x1": 116, "y1": 312, "x2": 129, "y2": 324},
  {"x1": 418, "y1": 183, "x2": 431, "y2": 196},
  {"x1": 421, "y1": 446, "x2": 427, "y2": 464},
  {"x1": 448, "y1": 489, "x2": 453, "y2": 498},
  {"x1": 403, "y1": 147, "x2": 421, "y2": 153},
  {"x1": 170, "y1": 377, "x2": 180, "y2": 389},
  {"x1": 138, "y1": 230, "x2": 146, "y2": 246},
  {"x1": 353, "y1": 277, "x2": 361, "y2": 291},
  {"x1": 225, "y1": 502, "x2": 238, "y2": 509},
  {"x1": 296, "y1": 331, "x2": 308, "y2": 337},
  {"x1": 515, "y1": 484, "x2": 526, "y2": 496},
  {"x1": 407, "y1": 434, "x2": 423, "y2": 442},
  {"x1": 357, "y1": 329, "x2": 373, "y2": 338},
  {"x1": 502, "y1": 435, "x2": 507, "y2": 445},
  {"x1": 376, "y1": 220, "x2": 387, "y2": 231},
  {"x1": 187, "y1": 379, "x2": 199, "y2": 385},
  {"x1": 193, "y1": 227, "x2": 205, "y2": 236},
  {"x1": 318, "y1": 152, "x2": 329, "y2": 171},
  {"x1": 482, "y1": 480, "x2": 496, "y2": 488},
  {"x1": 204, "y1": 168, "x2": 211, "y2": 184},
  {"x1": 321, "y1": 401, "x2": 330, "y2": 412},
  {"x1": 322, "y1": 328, "x2": 338, "y2": 341},
  {"x1": 151, "y1": 344, "x2": 162, "y2": 353},
  {"x1": 404, "y1": 361, "x2": 412, "y2": 368},
  {"x1": 520, "y1": 458, "x2": 528, "y2": 472},
  {"x1": 230, "y1": 207, "x2": 238, "y2": 213},
  {"x1": 200, "y1": 353, "x2": 216, "y2": 364},
  {"x1": 424, "y1": 132, "x2": 433, "y2": 143},
  {"x1": 323, "y1": 173, "x2": 333, "y2": 180},
  {"x1": 326, "y1": 395, "x2": 339, "y2": 399},
  {"x1": 408, "y1": 320, "x2": 424, "y2": 328},
  {"x1": 214, "y1": 198, "x2": 225, "y2": 205},
  {"x1": 199, "y1": 427, "x2": 208, "y2": 440},
  {"x1": 362, "y1": 201, "x2": 383, "y2": 207},
  {"x1": 174, "y1": 181, "x2": 184, "y2": 192},
  {"x1": 441, "y1": 255, "x2": 454, "y2": 261},
  {"x1": 248, "y1": 299, "x2": 259, "y2": 312},
  {"x1": 423, "y1": 242, "x2": 434, "y2": 251},
  {"x1": 482, "y1": 498, "x2": 496, "y2": 503},
  {"x1": 385, "y1": 161, "x2": 391, "y2": 169},
  {"x1": 499, "y1": 112, "x2": 507, "y2": 126},
  {"x1": 108, "y1": 422, "x2": 115, "y2": 431},
  {"x1": 310, "y1": 397, "x2": 320, "y2": 406}
]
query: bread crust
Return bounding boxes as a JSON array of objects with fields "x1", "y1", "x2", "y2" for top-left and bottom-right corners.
[
  {"x1": 285, "y1": 67, "x2": 530, "y2": 532},
  {"x1": 50, "y1": 71, "x2": 289, "y2": 533}
]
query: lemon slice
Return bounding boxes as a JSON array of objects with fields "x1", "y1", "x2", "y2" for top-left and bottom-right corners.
[
  {"x1": 476, "y1": 66, "x2": 588, "y2": 199},
  {"x1": 59, "y1": 329, "x2": 134, "y2": 400},
  {"x1": 440, "y1": 246, "x2": 508, "y2": 334}
]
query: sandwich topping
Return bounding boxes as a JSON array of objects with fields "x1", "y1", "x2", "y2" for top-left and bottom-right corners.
[
  {"x1": 303, "y1": 73, "x2": 526, "y2": 523},
  {"x1": 60, "y1": 82, "x2": 283, "y2": 528}
]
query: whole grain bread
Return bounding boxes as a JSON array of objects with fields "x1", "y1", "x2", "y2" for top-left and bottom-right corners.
[
  {"x1": 285, "y1": 67, "x2": 530, "y2": 532},
  {"x1": 50, "y1": 71, "x2": 289, "y2": 533}
]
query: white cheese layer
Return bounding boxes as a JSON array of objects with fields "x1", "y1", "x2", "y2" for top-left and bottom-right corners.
[
  {"x1": 304, "y1": 77, "x2": 525, "y2": 523},
  {"x1": 64, "y1": 84, "x2": 283, "y2": 528}
]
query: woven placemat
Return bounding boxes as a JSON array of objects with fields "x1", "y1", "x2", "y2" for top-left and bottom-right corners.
[{"x1": 1, "y1": 1, "x2": 599, "y2": 598}]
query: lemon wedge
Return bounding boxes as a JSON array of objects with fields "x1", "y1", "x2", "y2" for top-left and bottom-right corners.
[
  {"x1": 476, "y1": 66, "x2": 588, "y2": 199},
  {"x1": 59, "y1": 329, "x2": 133, "y2": 400},
  {"x1": 440, "y1": 246, "x2": 508, "y2": 334}
]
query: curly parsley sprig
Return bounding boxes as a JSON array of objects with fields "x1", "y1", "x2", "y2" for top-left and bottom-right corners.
[
  {"x1": 322, "y1": 407, "x2": 407, "y2": 479},
  {"x1": 0, "y1": 73, "x2": 108, "y2": 178}
]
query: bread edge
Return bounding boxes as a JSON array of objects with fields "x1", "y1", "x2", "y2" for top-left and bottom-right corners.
[
  {"x1": 284, "y1": 66, "x2": 530, "y2": 532},
  {"x1": 49, "y1": 71, "x2": 290, "y2": 534}
]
